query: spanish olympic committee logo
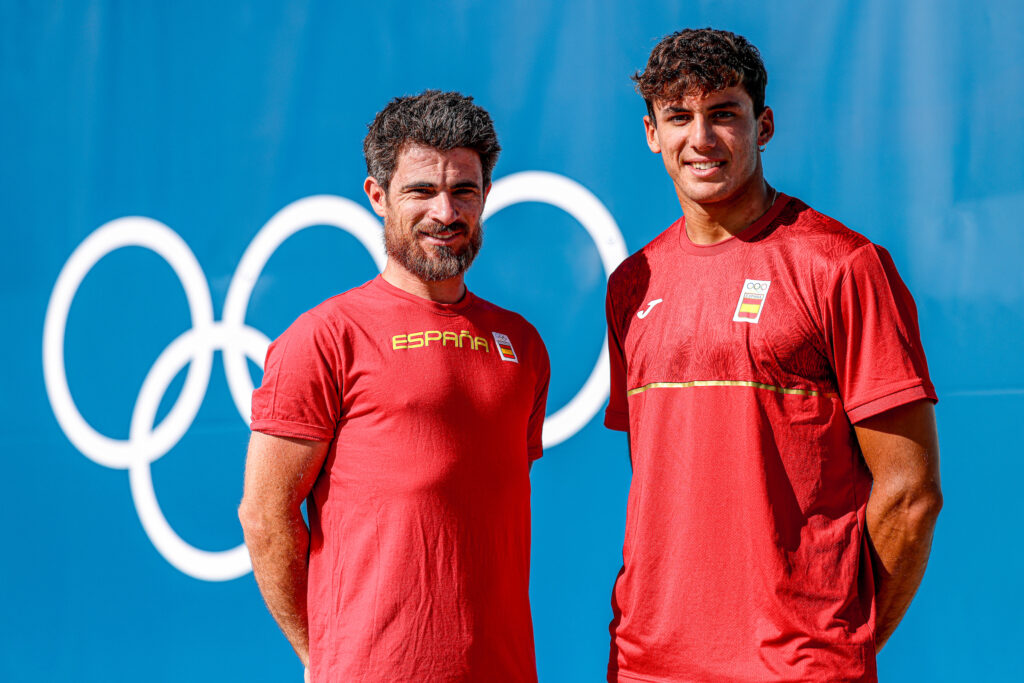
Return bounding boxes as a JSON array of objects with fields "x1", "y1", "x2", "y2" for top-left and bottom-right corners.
[{"x1": 42, "y1": 171, "x2": 628, "y2": 582}]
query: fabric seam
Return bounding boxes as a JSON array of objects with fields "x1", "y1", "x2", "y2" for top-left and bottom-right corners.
[
  {"x1": 844, "y1": 381, "x2": 932, "y2": 420},
  {"x1": 250, "y1": 418, "x2": 333, "y2": 440}
]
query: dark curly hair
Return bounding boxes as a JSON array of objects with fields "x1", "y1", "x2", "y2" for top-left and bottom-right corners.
[
  {"x1": 363, "y1": 90, "x2": 501, "y2": 192},
  {"x1": 633, "y1": 28, "x2": 767, "y2": 121}
]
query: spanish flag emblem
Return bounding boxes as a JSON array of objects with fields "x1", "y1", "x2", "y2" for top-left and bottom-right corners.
[
  {"x1": 732, "y1": 279, "x2": 772, "y2": 324},
  {"x1": 492, "y1": 332, "x2": 519, "y2": 363}
]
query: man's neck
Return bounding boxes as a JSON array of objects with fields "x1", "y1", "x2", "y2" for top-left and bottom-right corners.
[
  {"x1": 678, "y1": 178, "x2": 777, "y2": 246},
  {"x1": 381, "y1": 261, "x2": 467, "y2": 304}
]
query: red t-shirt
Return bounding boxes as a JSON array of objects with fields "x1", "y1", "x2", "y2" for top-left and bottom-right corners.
[
  {"x1": 604, "y1": 195, "x2": 936, "y2": 683},
  {"x1": 251, "y1": 276, "x2": 549, "y2": 683}
]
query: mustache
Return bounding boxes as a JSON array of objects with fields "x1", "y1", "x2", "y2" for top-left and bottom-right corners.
[{"x1": 416, "y1": 221, "x2": 470, "y2": 235}]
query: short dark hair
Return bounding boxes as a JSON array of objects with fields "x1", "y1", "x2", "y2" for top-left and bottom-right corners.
[
  {"x1": 363, "y1": 90, "x2": 501, "y2": 192},
  {"x1": 633, "y1": 28, "x2": 768, "y2": 120}
]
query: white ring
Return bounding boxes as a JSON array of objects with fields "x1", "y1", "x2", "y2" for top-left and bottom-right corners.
[
  {"x1": 129, "y1": 323, "x2": 269, "y2": 581},
  {"x1": 42, "y1": 217, "x2": 215, "y2": 470},
  {"x1": 485, "y1": 172, "x2": 628, "y2": 447}
]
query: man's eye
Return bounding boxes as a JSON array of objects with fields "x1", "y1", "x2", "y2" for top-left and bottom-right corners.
[{"x1": 712, "y1": 111, "x2": 735, "y2": 119}]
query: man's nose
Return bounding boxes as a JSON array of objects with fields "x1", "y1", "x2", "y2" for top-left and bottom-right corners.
[
  {"x1": 427, "y1": 192, "x2": 459, "y2": 225},
  {"x1": 690, "y1": 116, "x2": 716, "y2": 150}
]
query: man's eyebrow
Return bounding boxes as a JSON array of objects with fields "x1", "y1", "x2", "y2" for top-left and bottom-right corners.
[
  {"x1": 662, "y1": 101, "x2": 743, "y2": 114},
  {"x1": 400, "y1": 180, "x2": 480, "y2": 191},
  {"x1": 400, "y1": 181, "x2": 437, "y2": 191}
]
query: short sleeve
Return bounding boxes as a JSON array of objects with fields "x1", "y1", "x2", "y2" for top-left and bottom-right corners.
[
  {"x1": 824, "y1": 244, "x2": 937, "y2": 424},
  {"x1": 250, "y1": 311, "x2": 342, "y2": 441},
  {"x1": 604, "y1": 286, "x2": 630, "y2": 432},
  {"x1": 527, "y1": 334, "x2": 551, "y2": 461}
]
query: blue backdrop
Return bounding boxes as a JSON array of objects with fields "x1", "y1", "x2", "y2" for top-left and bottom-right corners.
[{"x1": 3, "y1": 1, "x2": 1022, "y2": 680}]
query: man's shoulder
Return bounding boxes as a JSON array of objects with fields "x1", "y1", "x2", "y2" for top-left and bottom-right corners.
[
  {"x1": 301, "y1": 278, "x2": 380, "y2": 322},
  {"x1": 779, "y1": 197, "x2": 875, "y2": 262},
  {"x1": 608, "y1": 217, "x2": 681, "y2": 293},
  {"x1": 470, "y1": 293, "x2": 542, "y2": 340},
  {"x1": 467, "y1": 293, "x2": 549, "y2": 372},
  {"x1": 275, "y1": 279, "x2": 379, "y2": 344}
]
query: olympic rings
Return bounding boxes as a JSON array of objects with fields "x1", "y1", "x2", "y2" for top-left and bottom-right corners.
[{"x1": 43, "y1": 173, "x2": 627, "y2": 581}]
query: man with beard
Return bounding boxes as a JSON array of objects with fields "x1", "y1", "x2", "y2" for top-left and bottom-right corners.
[{"x1": 239, "y1": 90, "x2": 549, "y2": 683}]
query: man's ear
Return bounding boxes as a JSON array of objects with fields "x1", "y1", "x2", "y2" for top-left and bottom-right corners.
[
  {"x1": 364, "y1": 177, "x2": 387, "y2": 218},
  {"x1": 757, "y1": 106, "x2": 775, "y2": 147},
  {"x1": 644, "y1": 115, "x2": 662, "y2": 154}
]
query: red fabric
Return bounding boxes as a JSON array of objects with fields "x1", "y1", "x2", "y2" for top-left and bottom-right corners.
[
  {"x1": 251, "y1": 276, "x2": 549, "y2": 683},
  {"x1": 604, "y1": 195, "x2": 935, "y2": 683}
]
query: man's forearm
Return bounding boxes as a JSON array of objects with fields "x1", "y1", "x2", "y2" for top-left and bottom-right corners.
[
  {"x1": 240, "y1": 507, "x2": 313, "y2": 666},
  {"x1": 865, "y1": 481, "x2": 942, "y2": 650}
]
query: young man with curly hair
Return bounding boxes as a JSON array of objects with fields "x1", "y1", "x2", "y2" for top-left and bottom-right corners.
[
  {"x1": 240, "y1": 90, "x2": 549, "y2": 682},
  {"x1": 604, "y1": 29, "x2": 941, "y2": 682}
]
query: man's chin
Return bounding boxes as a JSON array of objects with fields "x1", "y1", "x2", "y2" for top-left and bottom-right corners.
[
  {"x1": 403, "y1": 248, "x2": 472, "y2": 281},
  {"x1": 679, "y1": 183, "x2": 739, "y2": 206},
  {"x1": 385, "y1": 224, "x2": 481, "y2": 282},
  {"x1": 422, "y1": 242, "x2": 462, "y2": 256}
]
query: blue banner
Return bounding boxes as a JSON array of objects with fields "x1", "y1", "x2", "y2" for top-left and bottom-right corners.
[{"x1": 3, "y1": 1, "x2": 1022, "y2": 680}]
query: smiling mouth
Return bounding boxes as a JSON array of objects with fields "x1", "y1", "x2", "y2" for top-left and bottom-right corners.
[
  {"x1": 419, "y1": 227, "x2": 465, "y2": 244},
  {"x1": 687, "y1": 161, "x2": 725, "y2": 170}
]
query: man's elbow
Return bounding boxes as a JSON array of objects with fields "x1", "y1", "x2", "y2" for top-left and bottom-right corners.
[
  {"x1": 874, "y1": 474, "x2": 942, "y2": 532},
  {"x1": 238, "y1": 494, "x2": 305, "y2": 547},
  {"x1": 917, "y1": 482, "x2": 943, "y2": 518},
  {"x1": 238, "y1": 497, "x2": 272, "y2": 546},
  {"x1": 904, "y1": 480, "x2": 943, "y2": 532}
]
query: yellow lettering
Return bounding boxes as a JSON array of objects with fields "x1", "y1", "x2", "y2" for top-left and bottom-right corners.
[{"x1": 398, "y1": 330, "x2": 493, "y2": 351}]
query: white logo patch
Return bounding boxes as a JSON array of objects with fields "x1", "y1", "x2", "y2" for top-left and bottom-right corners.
[
  {"x1": 732, "y1": 279, "x2": 772, "y2": 323},
  {"x1": 492, "y1": 332, "x2": 518, "y2": 362}
]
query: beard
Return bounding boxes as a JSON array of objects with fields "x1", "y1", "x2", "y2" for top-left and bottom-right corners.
[{"x1": 384, "y1": 219, "x2": 484, "y2": 282}]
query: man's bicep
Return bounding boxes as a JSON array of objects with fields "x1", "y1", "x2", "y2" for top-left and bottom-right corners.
[
  {"x1": 242, "y1": 432, "x2": 330, "y2": 513},
  {"x1": 854, "y1": 400, "x2": 940, "y2": 489}
]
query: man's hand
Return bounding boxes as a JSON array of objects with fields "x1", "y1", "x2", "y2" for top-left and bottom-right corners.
[
  {"x1": 238, "y1": 432, "x2": 330, "y2": 669},
  {"x1": 855, "y1": 399, "x2": 942, "y2": 651}
]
